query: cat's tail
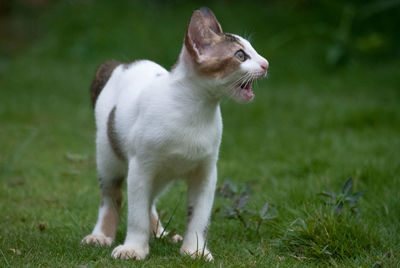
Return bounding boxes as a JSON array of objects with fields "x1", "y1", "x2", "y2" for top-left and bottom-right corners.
[{"x1": 90, "y1": 60, "x2": 121, "y2": 108}]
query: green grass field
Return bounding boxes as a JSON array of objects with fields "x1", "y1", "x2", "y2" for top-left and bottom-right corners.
[{"x1": 1, "y1": 1, "x2": 399, "y2": 267}]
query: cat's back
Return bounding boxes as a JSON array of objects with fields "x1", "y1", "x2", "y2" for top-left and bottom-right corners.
[
  {"x1": 114, "y1": 60, "x2": 169, "y2": 115},
  {"x1": 94, "y1": 59, "x2": 167, "y2": 117},
  {"x1": 94, "y1": 59, "x2": 167, "y2": 102},
  {"x1": 121, "y1": 60, "x2": 167, "y2": 80},
  {"x1": 118, "y1": 60, "x2": 168, "y2": 95}
]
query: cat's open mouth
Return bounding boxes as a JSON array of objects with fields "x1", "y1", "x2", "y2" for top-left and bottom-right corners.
[
  {"x1": 236, "y1": 71, "x2": 267, "y2": 102},
  {"x1": 238, "y1": 80, "x2": 255, "y2": 101}
]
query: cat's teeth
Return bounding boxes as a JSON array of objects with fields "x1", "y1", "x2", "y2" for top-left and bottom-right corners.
[
  {"x1": 239, "y1": 80, "x2": 254, "y2": 91},
  {"x1": 241, "y1": 83, "x2": 248, "y2": 90},
  {"x1": 245, "y1": 81, "x2": 252, "y2": 90}
]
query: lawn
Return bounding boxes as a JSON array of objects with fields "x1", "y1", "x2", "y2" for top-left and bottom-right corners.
[{"x1": 1, "y1": 1, "x2": 399, "y2": 267}]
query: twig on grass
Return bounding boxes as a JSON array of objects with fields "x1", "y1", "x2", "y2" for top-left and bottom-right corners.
[{"x1": 290, "y1": 254, "x2": 313, "y2": 261}]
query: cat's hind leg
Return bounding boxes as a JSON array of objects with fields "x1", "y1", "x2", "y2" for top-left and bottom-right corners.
[
  {"x1": 82, "y1": 177, "x2": 123, "y2": 246},
  {"x1": 82, "y1": 145, "x2": 126, "y2": 246}
]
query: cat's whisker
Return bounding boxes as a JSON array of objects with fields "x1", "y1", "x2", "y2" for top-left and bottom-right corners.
[
  {"x1": 238, "y1": 73, "x2": 252, "y2": 87},
  {"x1": 241, "y1": 74, "x2": 252, "y2": 87},
  {"x1": 224, "y1": 71, "x2": 264, "y2": 101},
  {"x1": 225, "y1": 73, "x2": 250, "y2": 97},
  {"x1": 228, "y1": 72, "x2": 250, "y2": 89}
]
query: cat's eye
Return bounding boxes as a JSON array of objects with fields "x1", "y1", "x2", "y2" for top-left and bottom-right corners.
[{"x1": 235, "y1": 50, "x2": 246, "y2": 61}]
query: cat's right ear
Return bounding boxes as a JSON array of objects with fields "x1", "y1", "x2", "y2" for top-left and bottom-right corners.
[{"x1": 185, "y1": 7, "x2": 223, "y2": 62}]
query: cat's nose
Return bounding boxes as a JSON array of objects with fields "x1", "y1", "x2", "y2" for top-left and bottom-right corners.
[{"x1": 260, "y1": 61, "x2": 269, "y2": 71}]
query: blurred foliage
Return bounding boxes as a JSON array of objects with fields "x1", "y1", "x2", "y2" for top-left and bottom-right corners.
[
  {"x1": 319, "y1": 0, "x2": 400, "y2": 66},
  {"x1": 0, "y1": 0, "x2": 399, "y2": 70}
]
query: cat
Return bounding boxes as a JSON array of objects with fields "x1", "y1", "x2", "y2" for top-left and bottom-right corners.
[{"x1": 82, "y1": 7, "x2": 269, "y2": 261}]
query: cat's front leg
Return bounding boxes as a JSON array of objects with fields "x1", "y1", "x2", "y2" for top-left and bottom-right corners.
[
  {"x1": 181, "y1": 164, "x2": 217, "y2": 261},
  {"x1": 111, "y1": 159, "x2": 151, "y2": 260}
]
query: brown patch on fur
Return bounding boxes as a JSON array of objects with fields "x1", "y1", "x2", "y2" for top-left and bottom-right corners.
[
  {"x1": 122, "y1": 60, "x2": 139, "y2": 70},
  {"x1": 100, "y1": 177, "x2": 123, "y2": 238},
  {"x1": 107, "y1": 107, "x2": 125, "y2": 160},
  {"x1": 101, "y1": 205, "x2": 119, "y2": 238},
  {"x1": 196, "y1": 34, "x2": 244, "y2": 78},
  {"x1": 90, "y1": 60, "x2": 121, "y2": 107}
]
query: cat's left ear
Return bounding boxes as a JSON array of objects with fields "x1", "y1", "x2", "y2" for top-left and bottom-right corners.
[
  {"x1": 198, "y1": 7, "x2": 223, "y2": 35},
  {"x1": 185, "y1": 7, "x2": 223, "y2": 62}
]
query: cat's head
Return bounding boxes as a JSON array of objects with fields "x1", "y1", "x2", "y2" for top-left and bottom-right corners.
[{"x1": 182, "y1": 7, "x2": 269, "y2": 103}]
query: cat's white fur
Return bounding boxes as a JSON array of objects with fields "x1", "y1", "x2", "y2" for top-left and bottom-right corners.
[{"x1": 82, "y1": 8, "x2": 268, "y2": 261}]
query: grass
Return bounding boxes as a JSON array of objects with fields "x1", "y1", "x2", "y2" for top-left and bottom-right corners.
[{"x1": 1, "y1": 0, "x2": 400, "y2": 267}]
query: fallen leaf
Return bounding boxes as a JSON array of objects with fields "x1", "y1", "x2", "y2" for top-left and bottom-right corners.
[
  {"x1": 9, "y1": 248, "x2": 21, "y2": 255},
  {"x1": 38, "y1": 222, "x2": 46, "y2": 231}
]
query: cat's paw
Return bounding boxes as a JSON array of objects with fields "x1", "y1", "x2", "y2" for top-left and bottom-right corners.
[
  {"x1": 170, "y1": 234, "x2": 183, "y2": 243},
  {"x1": 154, "y1": 231, "x2": 183, "y2": 243},
  {"x1": 81, "y1": 234, "x2": 113, "y2": 247},
  {"x1": 180, "y1": 247, "x2": 213, "y2": 261},
  {"x1": 111, "y1": 244, "x2": 149, "y2": 260}
]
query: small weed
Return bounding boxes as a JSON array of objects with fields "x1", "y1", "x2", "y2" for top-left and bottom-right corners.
[
  {"x1": 319, "y1": 177, "x2": 366, "y2": 215},
  {"x1": 215, "y1": 179, "x2": 277, "y2": 233}
]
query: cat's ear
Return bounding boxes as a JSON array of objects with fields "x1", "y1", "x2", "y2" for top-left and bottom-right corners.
[
  {"x1": 185, "y1": 7, "x2": 223, "y2": 62},
  {"x1": 197, "y1": 7, "x2": 223, "y2": 35}
]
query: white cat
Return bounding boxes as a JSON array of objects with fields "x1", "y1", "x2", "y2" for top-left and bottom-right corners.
[{"x1": 82, "y1": 7, "x2": 268, "y2": 261}]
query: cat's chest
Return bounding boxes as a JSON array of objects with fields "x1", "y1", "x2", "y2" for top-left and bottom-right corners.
[
  {"x1": 156, "y1": 123, "x2": 221, "y2": 177},
  {"x1": 134, "y1": 95, "x2": 222, "y2": 157},
  {"x1": 141, "y1": 108, "x2": 223, "y2": 164},
  {"x1": 122, "y1": 82, "x2": 223, "y2": 166},
  {"x1": 173, "y1": 126, "x2": 220, "y2": 159},
  {"x1": 163, "y1": 110, "x2": 221, "y2": 156}
]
